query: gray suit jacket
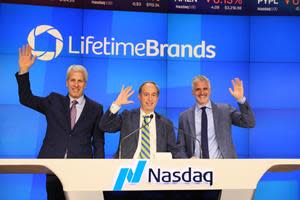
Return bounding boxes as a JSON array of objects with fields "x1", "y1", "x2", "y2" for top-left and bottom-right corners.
[
  {"x1": 99, "y1": 108, "x2": 178, "y2": 158},
  {"x1": 177, "y1": 101, "x2": 255, "y2": 158}
]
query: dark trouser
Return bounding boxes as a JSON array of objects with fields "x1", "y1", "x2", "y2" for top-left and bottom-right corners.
[
  {"x1": 104, "y1": 190, "x2": 221, "y2": 200},
  {"x1": 46, "y1": 174, "x2": 66, "y2": 200}
]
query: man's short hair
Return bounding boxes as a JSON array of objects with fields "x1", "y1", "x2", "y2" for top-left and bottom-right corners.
[
  {"x1": 192, "y1": 75, "x2": 211, "y2": 89},
  {"x1": 138, "y1": 81, "x2": 160, "y2": 96},
  {"x1": 66, "y1": 65, "x2": 88, "y2": 82}
]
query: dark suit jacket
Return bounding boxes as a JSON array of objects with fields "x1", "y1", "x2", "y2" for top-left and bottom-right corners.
[
  {"x1": 99, "y1": 108, "x2": 178, "y2": 158},
  {"x1": 15, "y1": 72, "x2": 104, "y2": 158},
  {"x1": 177, "y1": 101, "x2": 255, "y2": 158}
]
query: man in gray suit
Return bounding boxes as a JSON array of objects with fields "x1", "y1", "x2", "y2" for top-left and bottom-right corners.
[
  {"x1": 100, "y1": 81, "x2": 177, "y2": 159},
  {"x1": 177, "y1": 75, "x2": 255, "y2": 159}
]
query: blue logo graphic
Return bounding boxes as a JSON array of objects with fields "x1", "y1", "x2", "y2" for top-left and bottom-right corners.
[{"x1": 113, "y1": 160, "x2": 147, "y2": 190}]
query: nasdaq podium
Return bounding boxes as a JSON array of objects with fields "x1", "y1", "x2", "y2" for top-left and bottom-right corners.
[{"x1": 0, "y1": 159, "x2": 300, "y2": 200}]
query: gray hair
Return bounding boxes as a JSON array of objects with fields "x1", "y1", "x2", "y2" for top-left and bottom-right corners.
[
  {"x1": 66, "y1": 65, "x2": 88, "y2": 82},
  {"x1": 192, "y1": 75, "x2": 211, "y2": 89}
]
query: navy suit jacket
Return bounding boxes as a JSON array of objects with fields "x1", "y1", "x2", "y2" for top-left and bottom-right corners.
[
  {"x1": 99, "y1": 108, "x2": 178, "y2": 158},
  {"x1": 177, "y1": 101, "x2": 255, "y2": 158},
  {"x1": 16, "y1": 72, "x2": 104, "y2": 158}
]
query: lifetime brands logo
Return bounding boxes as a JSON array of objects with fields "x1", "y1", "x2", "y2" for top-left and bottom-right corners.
[
  {"x1": 27, "y1": 25, "x2": 217, "y2": 61},
  {"x1": 113, "y1": 160, "x2": 213, "y2": 191},
  {"x1": 27, "y1": 25, "x2": 63, "y2": 61}
]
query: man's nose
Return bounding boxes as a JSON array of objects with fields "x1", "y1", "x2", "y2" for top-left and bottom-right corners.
[{"x1": 200, "y1": 90, "x2": 205, "y2": 95}]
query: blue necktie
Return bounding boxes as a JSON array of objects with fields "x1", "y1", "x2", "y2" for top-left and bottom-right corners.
[{"x1": 201, "y1": 107, "x2": 209, "y2": 158}]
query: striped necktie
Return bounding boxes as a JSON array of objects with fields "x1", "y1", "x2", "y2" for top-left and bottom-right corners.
[{"x1": 140, "y1": 116, "x2": 151, "y2": 159}]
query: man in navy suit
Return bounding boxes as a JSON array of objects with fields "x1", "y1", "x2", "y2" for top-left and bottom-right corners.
[
  {"x1": 100, "y1": 82, "x2": 177, "y2": 159},
  {"x1": 15, "y1": 44, "x2": 104, "y2": 200}
]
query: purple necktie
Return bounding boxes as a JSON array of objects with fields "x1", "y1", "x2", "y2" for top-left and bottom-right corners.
[{"x1": 70, "y1": 100, "x2": 78, "y2": 130}]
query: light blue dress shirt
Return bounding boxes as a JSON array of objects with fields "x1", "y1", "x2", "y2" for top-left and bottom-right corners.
[{"x1": 194, "y1": 100, "x2": 222, "y2": 159}]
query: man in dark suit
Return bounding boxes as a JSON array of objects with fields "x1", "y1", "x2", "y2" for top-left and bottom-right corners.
[
  {"x1": 176, "y1": 75, "x2": 255, "y2": 200},
  {"x1": 100, "y1": 82, "x2": 178, "y2": 200},
  {"x1": 99, "y1": 82, "x2": 177, "y2": 159},
  {"x1": 15, "y1": 44, "x2": 104, "y2": 200}
]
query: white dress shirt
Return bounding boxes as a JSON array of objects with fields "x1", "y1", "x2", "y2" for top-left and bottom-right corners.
[
  {"x1": 133, "y1": 109, "x2": 157, "y2": 159},
  {"x1": 110, "y1": 104, "x2": 157, "y2": 159},
  {"x1": 194, "y1": 100, "x2": 222, "y2": 159},
  {"x1": 69, "y1": 95, "x2": 85, "y2": 123}
]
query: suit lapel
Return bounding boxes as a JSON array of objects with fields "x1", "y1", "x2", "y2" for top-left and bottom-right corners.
[
  {"x1": 211, "y1": 101, "x2": 220, "y2": 140},
  {"x1": 64, "y1": 95, "x2": 71, "y2": 131},
  {"x1": 188, "y1": 105, "x2": 196, "y2": 153},
  {"x1": 132, "y1": 109, "x2": 140, "y2": 142},
  {"x1": 155, "y1": 113, "x2": 163, "y2": 144},
  {"x1": 123, "y1": 109, "x2": 140, "y2": 158}
]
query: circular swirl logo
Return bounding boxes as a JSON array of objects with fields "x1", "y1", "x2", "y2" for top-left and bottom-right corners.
[{"x1": 27, "y1": 25, "x2": 63, "y2": 61}]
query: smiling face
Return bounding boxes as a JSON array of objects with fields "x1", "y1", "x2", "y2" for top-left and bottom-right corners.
[
  {"x1": 66, "y1": 70, "x2": 86, "y2": 99},
  {"x1": 192, "y1": 80, "x2": 211, "y2": 106},
  {"x1": 138, "y1": 82, "x2": 159, "y2": 114}
]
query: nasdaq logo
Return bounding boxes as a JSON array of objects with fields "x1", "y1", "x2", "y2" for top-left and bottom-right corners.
[
  {"x1": 27, "y1": 25, "x2": 63, "y2": 61},
  {"x1": 113, "y1": 160, "x2": 147, "y2": 190},
  {"x1": 148, "y1": 167, "x2": 213, "y2": 185},
  {"x1": 113, "y1": 160, "x2": 213, "y2": 191}
]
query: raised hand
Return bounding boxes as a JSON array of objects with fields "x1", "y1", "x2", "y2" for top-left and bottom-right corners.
[
  {"x1": 229, "y1": 78, "x2": 244, "y2": 101},
  {"x1": 18, "y1": 44, "x2": 37, "y2": 74},
  {"x1": 114, "y1": 85, "x2": 134, "y2": 106}
]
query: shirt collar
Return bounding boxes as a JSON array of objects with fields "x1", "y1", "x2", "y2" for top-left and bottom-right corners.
[
  {"x1": 196, "y1": 100, "x2": 212, "y2": 111},
  {"x1": 69, "y1": 95, "x2": 85, "y2": 106},
  {"x1": 140, "y1": 109, "x2": 155, "y2": 118}
]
